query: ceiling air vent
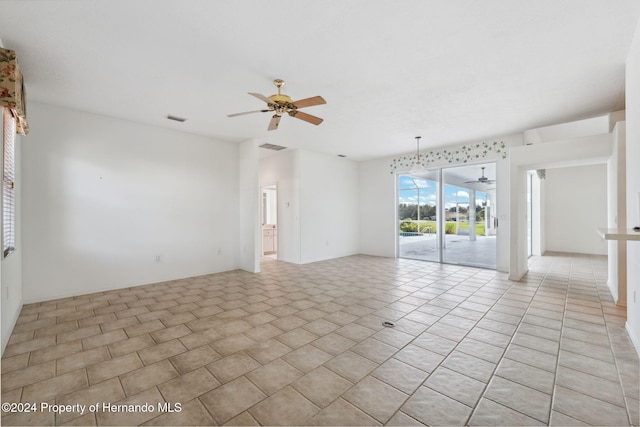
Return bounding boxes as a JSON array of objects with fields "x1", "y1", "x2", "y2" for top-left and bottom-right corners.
[{"x1": 259, "y1": 143, "x2": 287, "y2": 151}]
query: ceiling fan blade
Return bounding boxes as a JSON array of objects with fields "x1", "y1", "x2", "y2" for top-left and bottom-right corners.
[
  {"x1": 291, "y1": 96, "x2": 326, "y2": 109},
  {"x1": 288, "y1": 110, "x2": 323, "y2": 126},
  {"x1": 249, "y1": 92, "x2": 278, "y2": 106},
  {"x1": 227, "y1": 110, "x2": 269, "y2": 117},
  {"x1": 464, "y1": 180, "x2": 479, "y2": 184},
  {"x1": 267, "y1": 115, "x2": 281, "y2": 131}
]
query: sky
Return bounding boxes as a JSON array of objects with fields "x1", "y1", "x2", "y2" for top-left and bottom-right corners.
[{"x1": 398, "y1": 175, "x2": 490, "y2": 209}]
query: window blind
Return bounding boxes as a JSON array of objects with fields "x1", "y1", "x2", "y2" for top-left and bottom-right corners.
[{"x1": 3, "y1": 107, "x2": 16, "y2": 258}]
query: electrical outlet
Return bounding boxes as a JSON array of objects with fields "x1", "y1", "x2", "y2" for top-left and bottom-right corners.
[
  {"x1": 634, "y1": 291, "x2": 637, "y2": 304},
  {"x1": 155, "y1": 255, "x2": 161, "y2": 262},
  {"x1": 217, "y1": 248, "x2": 222, "y2": 255}
]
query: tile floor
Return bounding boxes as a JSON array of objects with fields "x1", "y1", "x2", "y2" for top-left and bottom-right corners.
[{"x1": 1, "y1": 252, "x2": 638, "y2": 426}]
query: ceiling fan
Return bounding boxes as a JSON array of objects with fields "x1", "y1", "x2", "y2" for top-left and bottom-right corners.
[
  {"x1": 227, "y1": 79, "x2": 326, "y2": 131},
  {"x1": 464, "y1": 167, "x2": 496, "y2": 184}
]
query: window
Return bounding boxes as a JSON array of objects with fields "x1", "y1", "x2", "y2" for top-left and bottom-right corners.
[{"x1": 3, "y1": 107, "x2": 16, "y2": 258}]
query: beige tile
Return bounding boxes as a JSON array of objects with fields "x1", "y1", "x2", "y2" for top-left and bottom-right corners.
[
  {"x1": 469, "y1": 397, "x2": 544, "y2": 426},
  {"x1": 305, "y1": 398, "x2": 380, "y2": 426},
  {"x1": 149, "y1": 324, "x2": 192, "y2": 343},
  {"x1": 495, "y1": 357, "x2": 555, "y2": 394},
  {"x1": 159, "y1": 312, "x2": 197, "y2": 327},
  {"x1": 55, "y1": 377, "x2": 125, "y2": 424},
  {"x1": 214, "y1": 319, "x2": 253, "y2": 337},
  {"x1": 412, "y1": 331, "x2": 458, "y2": 355},
  {"x1": 484, "y1": 376, "x2": 551, "y2": 423},
  {"x1": 1, "y1": 360, "x2": 56, "y2": 392},
  {"x1": 349, "y1": 336, "x2": 399, "y2": 364},
  {"x1": 178, "y1": 329, "x2": 223, "y2": 350},
  {"x1": 138, "y1": 339, "x2": 187, "y2": 365},
  {"x1": 371, "y1": 358, "x2": 428, "y2": 394},
  {"x1": 553, "y1": 385, "x2": 629, "y2": 426},
  {"x1": 199, "y1": 376, "x2": 267, "y2": 425},
  {"x1": 124, "y1": 319, "x2": 165, "y2": 337},
  {"x1": 157, "y1": 366, "x2": 220, "y2": 402},
  {"x1": 282, "y1": 344, "x2": 333, "y2": 373},
  {"x1": 108, "y1": 334, "x2": 156, "y2": 357},
  {"x1": 1, "y1": 352, "x2": 30, "y2": 374},
  {"x1": 22, "y1": 368, "x2": 88, "y2": 402},
  {"x1": 33, "y1": 320, "x2": 79, "y2": 338},
  {"x1": 303, "y1": 318, "x2": 341, "y2": 336},
  {"x1": 555, "y1": 366, "x2": 626, "y2": 407},
  {"x1": 548, "y1": 410, "x2": 589, "y2": 426},
  {"x1": 504, "y1": 343, "x2": 558, "y2": 372},
  {"x1": 143, "y1": 398, "x2": 215, "y2": 426},
  {"x1": 2, "y1": 335, "x2": 56, "y2": 357},
  {"x1": 61, "y1": 412, "x2": 97, "y2": 426},
  {"x1": 277, "y1": 327, "x2": 318, "y2": 349},
  {"x1": 246, "y1": 338, "x2": 292, "y2": 364},
  {"x1": 210, "y1": 334, "x2": 256, "y2": 356},
  {"x1": 249, "y1": 386, "x2": 319, "y2": 425},
  {"x1": 293, "y1": 366, "x2": 353, "y2": 408},
  {"x1": 87, "y1": 352, "x2": 143, "y2": 385},
  {"x1": 82, "y1": 328, "x2": 128, "y2": 350},
  {"x1": 0, "y1": 404, "x2": 56, "y2": 426},
  {"x1": 244, "y1": 323, "x2": 283, "y2": 341},
  {"x1": 343, "y1": 376, "x2": 408, "y2": 423},
  {"x1": 96, "y1": 387, "x2": 165, "y2": 426},
  {"x1": 325, "y1": 350, "x2": 378, "y2": 383},
  {"x1": 456, "y1": 337, "x2": 505, "y2": 363},
  {"x1": 27, "y1": 340, "x2": 81, "y2": 366},
  {"x1": 161, "y1": 341, "x2": 215, "y2": 370},
  {"x1": 223, "y1": 411, "x2": 260, "y2": 426},
  {"x1": 312, "y1": 332, "x2": 356, "y2": 356},
  {"x1": 558, "y1": 349, "x2": 619, "y2": 381},
  {"x1": 425, "y1": 366, "x2": 485, "y2": 407},
  {"x1": 246, "y1": 358, "x2": 303, "y2": 395},
  {"x1": 442, "y1": 351, "x2": 495, "y2": 382},
  {"x1": 120, "y1": 359, "x2": 179, "y2": 396},
  {"x1": 395, "y1": 344, "x2": 444, "y2": 373},
  {"x1": 57, "y1": 325, "x2": 102, "y2": 344},
  {"x1": 401, "y1": 386, "x2": 472, "y2": 426},
  {"x1": 56, "y1": 346, "x2": 111, "y2": 374},
  {"x1": 206, "y1": 351, "x2": 261, "y2": 383},
  {"x1": 100, "y1": 315, "x2": 140, "y2": 332}
]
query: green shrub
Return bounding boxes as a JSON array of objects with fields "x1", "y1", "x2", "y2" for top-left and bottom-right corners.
[
  {"x1": 400, "y1": 219, "x2": 418, "y2": 232},
  {"x1": 445, "y1": 222, "x2": 456, "y2": 234}
]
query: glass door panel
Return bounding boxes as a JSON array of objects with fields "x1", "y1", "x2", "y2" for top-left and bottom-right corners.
[
  {"x1": 398, "y1": 170, "x2": 439, "y2": 262},
  {"x1": 442, "y1": 164, "x2": 496, "y2": 269}
]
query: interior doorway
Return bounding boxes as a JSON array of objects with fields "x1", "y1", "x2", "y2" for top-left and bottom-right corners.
[
  {"x1": 261, "y1": 185, "x2": 277, "y2": 260},
  {"x1": 398, "y1": 162, "x2": 497, "y2": 269}
]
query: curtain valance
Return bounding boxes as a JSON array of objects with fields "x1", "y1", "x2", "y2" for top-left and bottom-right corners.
[{"x1": 0, "y1": 48, "x2": 28, "y2": 135}]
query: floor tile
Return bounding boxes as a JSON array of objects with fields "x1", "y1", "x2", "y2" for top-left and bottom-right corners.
[
  {"x1": 143, "y1": 398, "x2": 215, "y2": 426},
  {"x1": 425, "y1": 366, "x2": 486, "y2": 407},
  {"x1": 282, "y1": 344, "x2": 333, "y2": 373},
  {"x1": 157, "y1": 366, "x2": 220, "y2": 403},
  {"x1": 119, "y1": 359, "x2": 179, "y2": 396},
  {"x1": 199, "y1": 376, "x2": 267, "y2": 425},
  {"x1": 469, "y1": 397, "x2": 544, "y2": 425},
  {"x1": 371, "y1": 357, "x2": 428, "y2": 394},
  {"x1": 342, "y1": 376, "x2": 408, "y2": 423},
  {"x1": 484, "y1": 376, "x2": 551, "y2": 423},
  {"x1": 552, "y1": 385, "x2": 630, "y2": 426},
  {"x1": 293, "y1": 366, "x2": 353, "y2": 408},
  {"x1": 401, "y1": 386, "x2": 473, "y2": 426},
  {"x1": 245, "y1": 358, "x2": 303, "y2": 395},
  {"x1": 206, "y1": 351, "x2": 261, "y2": 383},
  {"x1": 305, "y1": 398, "x2": 380, "y2": 426},
  {"x1": 324, "y1": 351, "x2": 378, "y2": 383},
  {"x1": 494, "y1": 357, "x2": 555, "y2": 394}
]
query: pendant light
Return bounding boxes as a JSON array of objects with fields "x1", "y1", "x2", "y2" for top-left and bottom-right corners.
[{"x1": 410, "y1": 136, "x2": 426, "y2": 174}]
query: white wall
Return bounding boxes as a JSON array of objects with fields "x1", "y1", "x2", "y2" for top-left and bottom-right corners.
[
  {"x1": 625, "y1": 19, "x2": 640, "y2": 354},
  {"x1": 544, "y1": 164, "x2": 608, "y2": 255},
  {"x1": 299, "y1": 150, "x2": 359, "y2": 263},
  {"x1": 259, "y1": 149, "x2": 359, "y2": 264},
  {"x1": 359, "y1": 157, "x2": 397, "y2": 258},
  {"x1": 21, "y1": 102, "x2": 240, "y2": 303},
  {"x1": 260, "y1": 150, "x2": 301, "y2": 264},
  {"x1": 238, "y1": 140, "x2": 260, "y2": 273},
  {"x1": 1, "y1": 120, "x2": 23, "y2": 353},
  {"x1": 607, "y1": 121, "x2": 627, "y2": 305}
]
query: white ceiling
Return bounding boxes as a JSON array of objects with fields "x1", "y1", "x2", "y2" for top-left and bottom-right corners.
[{"x1": 1, "y1": 0, "x2": 639, "y2": 161}]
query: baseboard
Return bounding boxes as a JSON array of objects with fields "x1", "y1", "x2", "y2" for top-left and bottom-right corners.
[
  {"x1": 625, "y1": 322, "x2": 640, "y2": 357},
  {"x1": 1, "y1": 297, "x2": 23, "y2": 355}
]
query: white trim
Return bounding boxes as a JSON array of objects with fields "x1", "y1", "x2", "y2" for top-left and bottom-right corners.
[
  {"x1": 625, "y1": 321, "x2": 640, "y2": 357},
  {"x1": 1, "y1": 297, "x2": 22, "y2": 355}
]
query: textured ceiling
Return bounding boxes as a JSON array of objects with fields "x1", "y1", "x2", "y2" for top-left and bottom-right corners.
[{"x1": 1, "y1": 0, "x2": 639, "y2": 161}]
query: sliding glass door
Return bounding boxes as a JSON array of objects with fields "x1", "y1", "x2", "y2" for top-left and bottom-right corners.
[{"x1": 398, "y1": 163, "x2": 497, "y2": 269}]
